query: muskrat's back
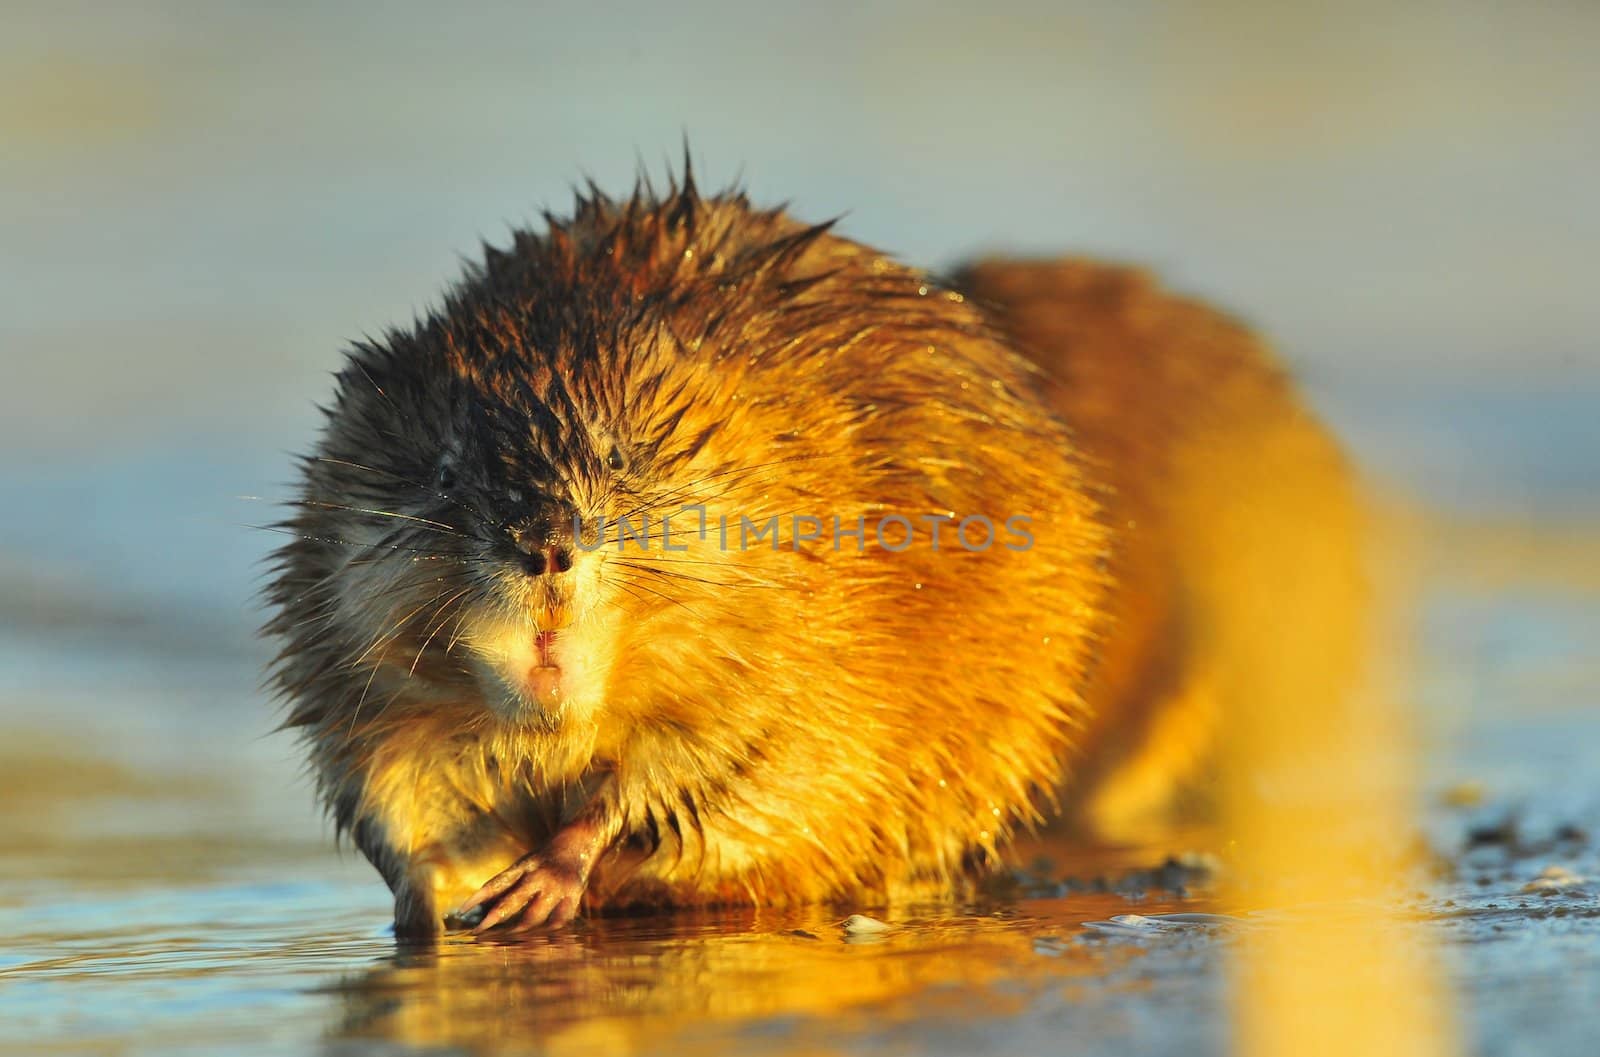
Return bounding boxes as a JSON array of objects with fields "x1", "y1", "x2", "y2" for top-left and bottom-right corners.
[
  {"x1": 957, "y1": 259, "x2": 1367, "y2": 840},
  {"x1": 267, "y1": 179, "x2": 1364, "y2": 934}
]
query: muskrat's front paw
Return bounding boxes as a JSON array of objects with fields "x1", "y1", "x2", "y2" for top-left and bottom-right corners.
[{"x1": 455, "y1": 853, "x2": 587, "y2": 932}]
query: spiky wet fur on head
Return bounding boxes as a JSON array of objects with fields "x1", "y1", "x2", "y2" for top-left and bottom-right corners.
[{"x1": 264, "y1": 168, "x2": 1110, "y2": 922}]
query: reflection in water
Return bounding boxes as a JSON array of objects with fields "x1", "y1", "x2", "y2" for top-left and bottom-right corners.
[
  {"x1": 317, "y1": 897, "x2": 1198, "y2": 1057},
  {"x1": 1215, "y1": 494, "x2": 1453, "y2": 1057},
  {"x1": 2, "y1": 533, "x2": 1598, "y2": 1056}
]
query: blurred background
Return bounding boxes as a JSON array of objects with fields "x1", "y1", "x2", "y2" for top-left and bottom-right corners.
[{"x1": 1, "y1": 3, "x2": 1596, "y2": 1054}]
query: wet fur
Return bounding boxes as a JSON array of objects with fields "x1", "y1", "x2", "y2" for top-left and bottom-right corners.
[{"x1": 265, "y1": 169, "x2": 1362, "y2": 934}]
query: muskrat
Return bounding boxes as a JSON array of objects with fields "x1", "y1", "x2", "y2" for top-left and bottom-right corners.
[{"x1": 265, "y1": 167, "x2": 1365, "y2": 936}]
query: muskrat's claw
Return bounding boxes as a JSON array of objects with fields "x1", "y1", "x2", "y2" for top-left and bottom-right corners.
[{"x1": 456, "y1": 853, "x2": 587, "y2": 932}]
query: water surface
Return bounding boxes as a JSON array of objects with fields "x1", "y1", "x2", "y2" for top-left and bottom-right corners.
[{"x1": 3, "y1": 545, "x2": 1597, "y2": 1056}]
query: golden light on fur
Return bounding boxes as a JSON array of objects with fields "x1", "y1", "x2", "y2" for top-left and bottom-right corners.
[{"x1": 265, "y1": 171, "x2": 1398, "y2": 944}]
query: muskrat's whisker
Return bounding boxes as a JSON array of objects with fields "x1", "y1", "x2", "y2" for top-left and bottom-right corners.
[
  {"x1": 409, "y1": 585, "x2": 477, "y2": 676},
  {"x1": 273, "y1": 570, "x2": 449, "y2": 628},
  {"x1": 357, "y1": 568, "x2": 483, "y2": 610},
  {"x1": 348, "y1": 590, "x2": 458, "y2": 671},
  {"x1": 282, "y1": 499, "x2": 489, "y2": 541},
  {"x1": 282, "y1": 555, "x2": 482, "y2": 612},
  {"x1": 607, "y1": 576, "x2": 707, "y2": 618},
  {"x1": 612, "y1": 453, "x2": 847, "y2": 521},
  {"x1": 444, "y1": 600, "x2": 478, "y2": 655},
  {"x1": 606, "y1": 454, "x2": 836, "y2": 520},
  {"x1": 309, "y1": 456, "x2": 490, "y2": 522},
  {"x1": 609, "y1": 554, "x2": 760, "y2": 570},
  {"x1": 346, "y1": 641, "x2": 388, "y2": 735},
  {"x1": 604, "y1": 579, "x2": 658, "y2": 614},
  {"x1": 244, "y1": 487, "x2": 490, "y2": 541},
  {"x1": 302, "y1": 557, "x2": 484, "y2": 611},
  {"x1": 343, "y1": 553, "x2": 476, "y2": 569},
  {"x1": 615, "y1": 475, "x2": 827, "y2": 528},
  {"x1": 252, "y1": 524, "x2": 477, "y2": 559},
  {"x1": 611, "y1": 560, "x2": 791, "y2": 592},
  {"x1": 599, "y1": 504, "x2": 817, "y2": 547}
]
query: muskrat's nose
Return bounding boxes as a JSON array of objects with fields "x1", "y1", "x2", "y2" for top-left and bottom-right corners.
[
  {"x1": 514, "y1": 543, "x2": 574, "y2": 576},
  {"x1": 509, "y1": 518, "x2": 576, "y2": 577}
]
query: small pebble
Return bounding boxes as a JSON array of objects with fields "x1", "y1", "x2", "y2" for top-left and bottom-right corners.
[
  {"x1": 1520, "y1": 865, "x2": 1586, "y2": 893},
  {"x1": 1081, "y1": 912, "x2": 1240, "y2": 937},
  {"x1": 1466, "y1": 817, "x2": 1519, "y2": 849},
  {"x1": 840, "y1": 914, "x2": 893, "y2": 934},
  {"x1": 1441, "y1": 781, "x2": 1487, "y2": 809}
]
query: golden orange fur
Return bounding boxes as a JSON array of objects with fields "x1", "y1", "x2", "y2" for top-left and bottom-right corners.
[
  {"x1": 266, "y1": 176, "x2": 1364, "y2": 935},
  {"x1": 955, "y1": 260, "x2": 1366, "y2": 838}
]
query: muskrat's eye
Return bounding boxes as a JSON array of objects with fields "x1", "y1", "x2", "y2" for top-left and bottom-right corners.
[
  {"x1": 435, "y1": 462, "x2": 457, "y2": 490},
  {"x1": 606, "y1": 445, "x2": 625, "y2": 472}
]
